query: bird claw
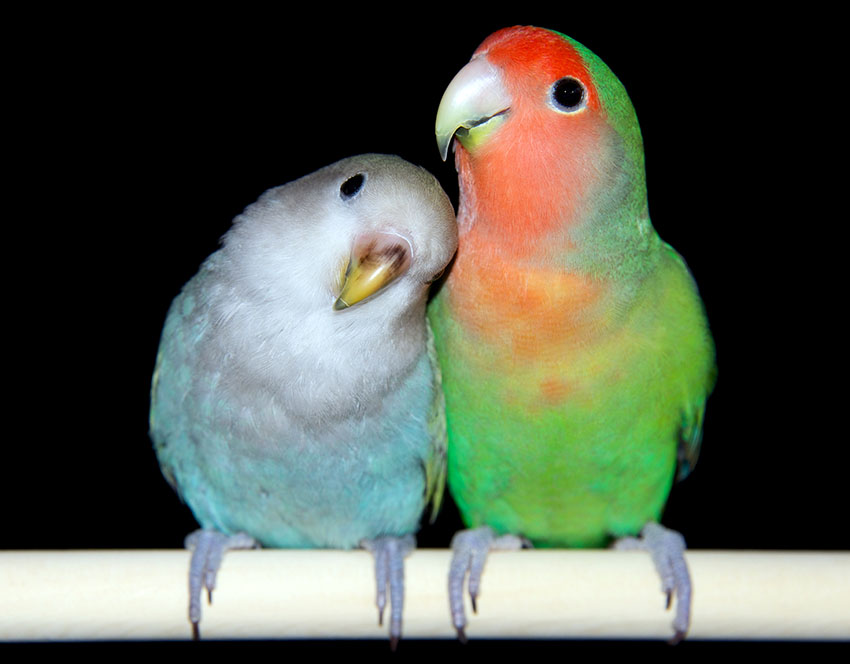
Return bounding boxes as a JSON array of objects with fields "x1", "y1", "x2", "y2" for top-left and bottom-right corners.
[
  {"x1": 184, "y1": 529, "x2": 258, "y2": 640},
  {"x1": 448, "y1": 526, "x2": 525, "y2": 640},
  {"x1": 614, "y1": 522, "x2": 691, "y2": 643},
  {"x1": 362, "y1": 534, "x2": 415, "y2": 649}
]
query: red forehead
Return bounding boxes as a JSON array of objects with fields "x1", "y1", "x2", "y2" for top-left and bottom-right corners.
[{"x1": 474, "y1": 26, "x2": 599, "y2": 111}]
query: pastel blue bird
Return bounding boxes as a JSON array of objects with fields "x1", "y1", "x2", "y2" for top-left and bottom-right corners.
[{"x1": 149, "y1": 154, "x2": 456, "y2": 644}]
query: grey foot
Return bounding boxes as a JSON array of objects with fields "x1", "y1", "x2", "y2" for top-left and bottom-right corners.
[
  {"x1": 614, "y1": 522, "x2": 691, "y2": 643},
  {"x1": 184, "y1": 529, "x2": 258, "y2": 640},
  {"x1": 448, "y1": 526, "x2": 526, "y2": 642},
  {"x1": 361, "y1": 534, "x2": 415, "y2": 650}
]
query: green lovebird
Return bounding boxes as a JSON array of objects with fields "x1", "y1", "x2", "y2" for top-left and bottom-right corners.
[
  {"x1": 150, "y1": 154, "x2": 457, "y2": 644},
  {"x1": 429, "y1": 26, "x2": 715, "y2": 641}
]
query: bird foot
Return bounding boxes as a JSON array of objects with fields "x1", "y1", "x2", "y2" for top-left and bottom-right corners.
[
  {"x1": 448, "y1": 526, "x2": 527, "y2": 641},
  {"x1": 361, "y1": 534, "x2": 415, "y2": 649},
  {"x1": 613, "y1": 522, "x2": 691, "y2": 643},
  {"x1": 184, "y1": 529, "x2": 258, "y2": 640}
]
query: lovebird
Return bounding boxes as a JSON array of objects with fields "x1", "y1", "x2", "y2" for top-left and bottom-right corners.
[
  {"x1": 430, "y1": 26, "x2": 715, "y2": 641},
  {"x1": 149, "y1": 154, "x2": 457, "y2": 644}
]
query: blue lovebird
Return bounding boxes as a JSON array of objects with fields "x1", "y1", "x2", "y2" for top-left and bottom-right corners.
[{"x1": 149, "y1": 154, "x2": 457, "y2": 644}]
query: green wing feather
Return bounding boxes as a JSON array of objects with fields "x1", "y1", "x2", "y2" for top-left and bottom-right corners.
[{"x1": 424, "y1": 317, "x2": 448, "y2": 522}]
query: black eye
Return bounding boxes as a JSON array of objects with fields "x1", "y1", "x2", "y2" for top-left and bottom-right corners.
[
  {"x1": 550, "y1": 78, "x2": 585, "y2": 112},
  {"x1": 340, "y1": 173, "x2": 365, "y2": 199}
]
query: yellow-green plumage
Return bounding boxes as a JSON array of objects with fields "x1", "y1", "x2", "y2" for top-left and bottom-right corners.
[
  {"x1": 429, "y1": 26, "x2": 715, "y2": 549},
  {"x1": 431, "y1": 244, "x2": 713, "y2": 547}
]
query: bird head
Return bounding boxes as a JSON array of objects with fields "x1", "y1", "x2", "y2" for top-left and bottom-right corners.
[{"x1": 435, "y1": 26, "x2": 647, "y2": 245}]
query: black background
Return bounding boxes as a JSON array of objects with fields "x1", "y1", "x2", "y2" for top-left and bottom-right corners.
[{"x1": 5, "y1": 6, "x2": 844, "y2": 654}]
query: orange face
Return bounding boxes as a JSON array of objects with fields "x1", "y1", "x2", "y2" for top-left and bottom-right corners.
[{"x1": 455, "y1": 27, "x2": 611, "y2": 251}]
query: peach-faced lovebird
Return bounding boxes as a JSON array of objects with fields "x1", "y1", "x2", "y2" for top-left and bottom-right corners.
[
  {"x1": 149, "y1": 154, "x2": 457, "y2": 645},
  {"x1": 430, "y1": 26, "x2": 715, "y2": 641}
]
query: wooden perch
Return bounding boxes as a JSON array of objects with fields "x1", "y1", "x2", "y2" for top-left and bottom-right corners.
[{"x1": 0, "y1": 550, "x2": 847, "y2": 641}]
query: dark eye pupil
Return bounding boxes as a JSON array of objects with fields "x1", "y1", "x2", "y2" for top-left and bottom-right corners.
[
  {"x1": 552, "y1": 78, "x2": 584, "y2": 110},
  {"x1": 340, "y1": 173, "x2": 364, "y2": 199}
]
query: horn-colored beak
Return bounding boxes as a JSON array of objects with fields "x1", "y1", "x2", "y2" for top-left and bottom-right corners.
[
  {"x1": 333, "y1": 232, "x2": 412, "y2": 310},
  {"x1": 435, "y1": 56, "x2": 511, "y2": 161}
]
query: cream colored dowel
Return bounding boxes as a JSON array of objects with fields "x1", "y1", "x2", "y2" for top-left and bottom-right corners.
[{"x1": 1, "y1": 550, "x2": 848, "y2": 641}]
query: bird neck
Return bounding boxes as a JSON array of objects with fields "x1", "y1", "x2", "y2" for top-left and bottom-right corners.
[
  {"x1": 453, "y1": 126, "x2": 657, "y2": 283},
  {"x1": 444, "y1": 136, "x2": 661, "y2": 350}
]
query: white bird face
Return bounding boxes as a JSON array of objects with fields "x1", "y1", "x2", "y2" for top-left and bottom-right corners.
[{"x1": 224, "y1": 154, "x2": 457, "y2": 316}]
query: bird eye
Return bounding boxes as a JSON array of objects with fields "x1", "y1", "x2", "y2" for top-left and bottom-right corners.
[
  {"x1": 549, "y1": 77, "x2": 586, "y2": 113},
  {"x1": 340, "y1": 173, "x2": 365, "y2": 200}
]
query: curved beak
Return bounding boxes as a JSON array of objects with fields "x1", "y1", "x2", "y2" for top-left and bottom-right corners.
[
  {"x1": 435, "y1": 56, "x2": 511, "y2": 161},
  {"x1": 333, "y1": 232, "x2": 412, "y2": 310}
]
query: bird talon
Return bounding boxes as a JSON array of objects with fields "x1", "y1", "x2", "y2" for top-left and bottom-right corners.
[
  {"x1": 184, "y1": 529, "x2": 257, "y2": 639},
  {"x1": 364, "y1": 534, "x2": 415, "y2": 645},
  {"x1": 615, "y1": 522, "x2": 692, "y2": 641},
  {"x1": 448, "y1": 526, "x2": 519, "y2": 639}
]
